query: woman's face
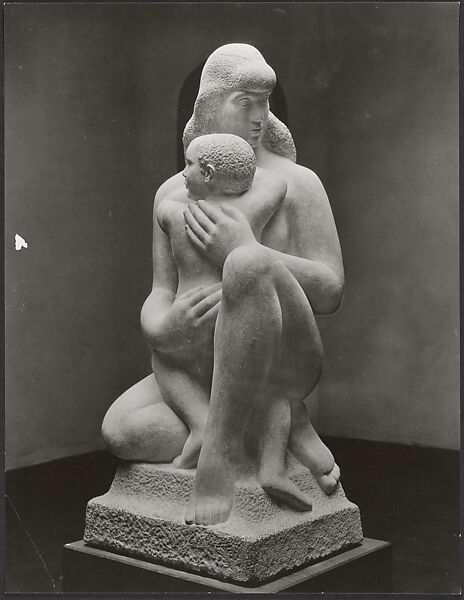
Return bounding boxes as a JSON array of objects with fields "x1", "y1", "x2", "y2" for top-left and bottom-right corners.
[{"x1": 212, "y1": 89, "x2": 270, "y2": 149}]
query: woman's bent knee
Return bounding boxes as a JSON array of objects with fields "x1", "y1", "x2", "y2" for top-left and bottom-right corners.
[
  {"x1": 101, "y1": 401, "x2": 188, "y2": 462},
  {"x1": 223, "y1": 244, "x2": 283, "y2": 300},
  {"x1": 101, "y1": 414, "x2": 129, "y2": 459},
  {"x1": 100, "y1": 406, "x2": 140, "y2": 460}
]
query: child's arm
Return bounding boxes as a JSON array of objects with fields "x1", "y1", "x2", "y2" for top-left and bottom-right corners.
[
  {"x1": 156, "y1": 199, "x2": 171, "y2": 234},
  {"x1": 140, "y1": 186, "x2": 178, "y2": 348}
]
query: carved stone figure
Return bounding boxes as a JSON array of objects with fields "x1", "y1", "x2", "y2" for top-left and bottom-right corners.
[
  {"x1": 101, "y1": 43, "x2": 344, "y2": 527},
  {"x1": 86, "y1": 44, "x2": 363, "y2": 583}
]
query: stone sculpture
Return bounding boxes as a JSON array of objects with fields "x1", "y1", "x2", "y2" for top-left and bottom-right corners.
[{"x1": 86, "y1": 43, "x2": 362, "y2": 583}]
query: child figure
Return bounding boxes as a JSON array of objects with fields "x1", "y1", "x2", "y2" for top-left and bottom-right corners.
[{"x1": 151, "y1": 133, "x2": 315, "y2": 513}]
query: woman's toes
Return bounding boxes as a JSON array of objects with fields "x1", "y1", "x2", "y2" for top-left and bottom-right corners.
[
  {"x1": 219, "y1": 499, "x2": 233, "y2": 524},
  {"x1": 185, "y1": 503, "x2": 195, "y2": 524}
]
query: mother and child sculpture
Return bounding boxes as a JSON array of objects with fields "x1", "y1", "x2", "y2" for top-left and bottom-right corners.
[
  {"x1": 85, "y1": 44, "x2": 362, "y2": 582},
  {"x1": 103, "y1": 42, "x2": 343, "y2": 521}
]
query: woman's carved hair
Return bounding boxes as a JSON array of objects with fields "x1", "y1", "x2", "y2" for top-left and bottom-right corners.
[{"x1": 183, "y1": 44, "x2": 297, "y2": 162}]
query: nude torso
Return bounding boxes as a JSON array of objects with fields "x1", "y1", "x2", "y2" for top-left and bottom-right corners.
[
  {"x1": 157, "y1": 166, "x2": 287, "y2": 297},
  {"x1": 153, "y1": 166, "x2": 287, "y2": 380},
  {"x1": 152, "y1": 148, "x2": 342, "y2": 375}
]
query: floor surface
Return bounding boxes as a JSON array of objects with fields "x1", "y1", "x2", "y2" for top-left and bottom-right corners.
[{"x1": 5, "y1": 437, "x2": 461, "y2": 594}]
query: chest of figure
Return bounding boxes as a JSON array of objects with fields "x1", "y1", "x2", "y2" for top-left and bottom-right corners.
[
  {"x1": 261, "y1": 198, "x2": 293, "y2": 253},
  {"x1": 223, "y1": 196, "x2": 281, "y2": 242}
]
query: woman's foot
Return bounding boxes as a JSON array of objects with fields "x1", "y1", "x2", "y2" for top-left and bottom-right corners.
[
  {"x1": 185, "y1": 494, "x2": 234, "y2": 526},
  {"x1": 185, "y1": 450, "x2": 236, "y2": 525}
]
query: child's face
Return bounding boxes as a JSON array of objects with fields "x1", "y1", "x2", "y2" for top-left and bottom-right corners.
[{"x1": 182, "y1": 144, "x2": 208, "y2": 201}]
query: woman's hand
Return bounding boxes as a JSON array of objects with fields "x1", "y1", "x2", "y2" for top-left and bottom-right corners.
[
  {"x1": 184, "y1": 200, "x2": 258, "y2": 266},
  {"x1": 152, "y1": 283, "x2": 222, "y2": 353}
]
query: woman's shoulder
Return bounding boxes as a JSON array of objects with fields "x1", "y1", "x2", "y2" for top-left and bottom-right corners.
[
  {"x1": 254, "y1": 166, "x2": 287, "y2": 197},
  {"x1": 276, "y1": 161, "x2": 326, "y2": 201}
]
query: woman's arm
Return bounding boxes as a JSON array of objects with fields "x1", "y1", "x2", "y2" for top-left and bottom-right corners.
[
  {"x1": 262, "y1": 247, "x2": 343, "y2": 315},
  {"x1": 184, "y1": 167, "x2": 344, "y2": 315},
  {"x1": 261, "y1": 167, "x2": 345, "y2": 314}
]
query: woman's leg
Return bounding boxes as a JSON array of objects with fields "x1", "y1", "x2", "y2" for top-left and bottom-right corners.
[
  {"x1": 256, "y1": 254, "x2": 329, "y2": 504},
  {"x1": 185, "y1": 245, "x2": 283, "y2": 525},
  {"x1": 261, "y1": 259, "x2": 340, "y2": 495},
  {"x1": 101, "y1": 374, "x2": 189, "y2": 462},
  {"x1": 186, "y1": 245, "x2": 324, "y2": 525}
]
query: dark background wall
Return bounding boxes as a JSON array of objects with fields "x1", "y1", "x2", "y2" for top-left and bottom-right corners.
[
  {"x1": 5, "y1": 3, "x2": 459, "y2": 470},
  {"x1": 310, "y1": 3, "x2": 460, "y2": 449}
]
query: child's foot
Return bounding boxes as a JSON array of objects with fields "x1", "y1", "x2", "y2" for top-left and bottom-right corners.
[
  {"x1": 289, "y1": 425, "x2": 340, "y2": 495},
  {"x1": 259, "y1": 468, "x2": 312, "y2": 511},
  {"x1": 172, "y1": 429, "x2": 204, "y2": 469},
  {"x1": 316, "y1": 463, "x2": 340, "y2": 495}
]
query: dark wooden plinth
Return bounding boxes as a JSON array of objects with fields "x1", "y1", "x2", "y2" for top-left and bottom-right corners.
[{"x1": 63, "y1": 538, "x2": 392, "y2": 593}]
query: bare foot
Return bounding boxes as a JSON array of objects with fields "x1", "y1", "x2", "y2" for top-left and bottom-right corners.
[
  {"x1": 185, "y1": 452, "x2": 236, "y2": 525},
  {"x1": 259, "y1": 469, "x2": 312, "y2": 511},
  {"x1": 316, "y1": 463, "x2": 340, "y2": 495},
  {"x1": 185, "y1": 496, "x2": 233, "y2": 526},
  {"x1": 289, "y1": 421, "x2": 341, "y2": 495},
  {"x1": 172, "y1": 429, "x2": 203, "y2": 469}
]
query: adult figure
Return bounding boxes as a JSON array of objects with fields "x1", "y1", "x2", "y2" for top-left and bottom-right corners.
[{"x1": 102, "y1": 44, "x2": 344, "y2": 526}]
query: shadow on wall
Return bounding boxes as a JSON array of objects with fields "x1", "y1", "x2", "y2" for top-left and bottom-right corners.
[{"x1": 176, "y1": 62, "x2": 289, "y2": 171}]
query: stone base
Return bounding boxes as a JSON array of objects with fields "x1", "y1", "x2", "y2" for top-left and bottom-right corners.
[
  {"x1": 63, "y1": 538, "x2": 392, "y2": 593},
  {"x1": 84, "y1": 459, "x2": 363, "y2": 584}
]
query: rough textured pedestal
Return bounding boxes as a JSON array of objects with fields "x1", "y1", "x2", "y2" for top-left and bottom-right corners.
[{"x1": 84, "y1": 459, "x2": 363, "y2": 584}]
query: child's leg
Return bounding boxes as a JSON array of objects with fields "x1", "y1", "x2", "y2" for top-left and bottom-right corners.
[
  {"x1": 289, "y1": 400, "x2": 340, "y2": 494},
  {"x1": 151, "y1": 352, "x2": 210, "y2": 469},
  {"x1": 257, "y1": 396, "x2": 312, "y2": 510}
]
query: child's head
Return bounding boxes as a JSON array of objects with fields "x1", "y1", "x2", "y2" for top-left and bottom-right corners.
[{"x1": 183, "y1": 133, "x2": 256, "y2": 201}]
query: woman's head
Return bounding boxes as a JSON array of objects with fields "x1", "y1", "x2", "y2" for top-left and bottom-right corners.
[{"x1": 183, "y1": 44, "x2": 296, "y2": 162}]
